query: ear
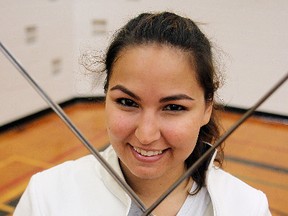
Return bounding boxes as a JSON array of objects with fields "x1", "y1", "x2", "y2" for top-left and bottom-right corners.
[{"x1": 202, "y1": 102, "x2": 213, "y2": 126}]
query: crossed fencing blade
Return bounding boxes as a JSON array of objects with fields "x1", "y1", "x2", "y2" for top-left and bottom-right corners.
[{"x1": 1, "y1": 41, "x2": 287, "y2": 216}]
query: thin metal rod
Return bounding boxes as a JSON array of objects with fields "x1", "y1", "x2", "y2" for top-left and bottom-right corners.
[
  {"x1": 0, "y1": 42, "x2": 147, "y2": 212},
  {"x1": 142, "y1": 72, "x2": 288, "y2": 215}
]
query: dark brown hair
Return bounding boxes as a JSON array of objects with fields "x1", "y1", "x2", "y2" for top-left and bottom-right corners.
[{"x1": 104, "y1": 12, "x2": 223, "y2": 193}]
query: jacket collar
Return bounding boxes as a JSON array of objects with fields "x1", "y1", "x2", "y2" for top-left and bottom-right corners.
[
  {"x1": 99, "y1": 145, "x2": 131, "y2": 213},
  {"x1": 100, "y1": 144, "x2": 218, "y2": 215}
]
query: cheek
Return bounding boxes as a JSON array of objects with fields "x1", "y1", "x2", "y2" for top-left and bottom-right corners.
[
  {"x1": 105, "y1": 108, "x2": 135, "y2": 142},
  {"x1": 164, "y1": 118, "x2": 201, "y2": 151}
]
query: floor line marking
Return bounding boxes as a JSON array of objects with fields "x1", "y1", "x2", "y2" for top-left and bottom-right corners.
[{"x1": 225, "y1": 156, "x2": 288, "y2": 174}]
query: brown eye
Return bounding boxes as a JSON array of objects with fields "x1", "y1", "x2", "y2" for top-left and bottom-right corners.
[
  {"x1": 163, "y1": 104, "x2": 186, "y2": 111},
  {"x1": 116, "y1": 98, "x2": 139, "y2": 108}
]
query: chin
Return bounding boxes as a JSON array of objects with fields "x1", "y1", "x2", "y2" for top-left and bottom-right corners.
[{"x1": 129, "y1": 166, "x2": 167, "y2": 180}]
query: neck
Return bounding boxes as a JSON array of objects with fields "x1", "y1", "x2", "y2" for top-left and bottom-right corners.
[{"x1": 121, "y1": 163, "x2": 192, "y2": 207}]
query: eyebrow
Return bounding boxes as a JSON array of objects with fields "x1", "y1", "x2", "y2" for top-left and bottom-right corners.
[
  {"x1": 110, "y1": 85, "x2": 141, "y2": 101},
  {"x1": 159, "y1": 94, "x2": 194, "y2": 103},
  {"x1": 110, "y1": 84, "x2": 194, "y2": 102}
]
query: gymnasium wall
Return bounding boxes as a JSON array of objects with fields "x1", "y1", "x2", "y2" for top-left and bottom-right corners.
[
  {"x1": 1, "y1": 0, "x2": 287, "y2": 126},
  {"x1": 0, "y1": 0, "x2": 75, "y2": 125}
]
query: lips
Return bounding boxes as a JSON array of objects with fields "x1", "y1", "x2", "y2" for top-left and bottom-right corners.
[
  {"x1": 129, "y1": 144, "x2": 168, "y2": 163},
  {"x1": 133, "y1": 146, "x2": 163, "y2": 157}
]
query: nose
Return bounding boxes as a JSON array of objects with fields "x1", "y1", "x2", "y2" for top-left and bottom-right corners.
[{"x1": 135, "y1": 111, "x2": 161, "y2": 145}]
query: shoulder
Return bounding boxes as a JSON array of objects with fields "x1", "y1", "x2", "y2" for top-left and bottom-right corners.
[
  {"x1": 28, "y1": 154, "x2": 103, "y2": 202},
  {"x1": 33, "y1": 146, "x2": 116, "y2": 185},
  {"x1": 207, "y1": 166, "x2": 271, "y2": 216},
  {"x1": 35, "y1": 154, "x2": 100, "y2": 181},
  {"x1": 14, "y1": 146, "x2": 126, "y2": 215}
]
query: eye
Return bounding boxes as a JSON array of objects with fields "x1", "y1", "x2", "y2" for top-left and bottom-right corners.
[
  {"x1": 163, "y1": 104, "x2": 187, "y2": 111},
  {"x1": 116, "y1": 98, "x2": 139, "y2": 108}
]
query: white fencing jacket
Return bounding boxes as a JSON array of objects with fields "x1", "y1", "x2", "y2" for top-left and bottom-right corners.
[{"x1": 14, "y1": 145, "x2": 271, "y2": 216}]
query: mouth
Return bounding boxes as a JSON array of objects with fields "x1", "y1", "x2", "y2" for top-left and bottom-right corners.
[{"x1": 132, "y1": 146, "x2": 164, "y2": 157}]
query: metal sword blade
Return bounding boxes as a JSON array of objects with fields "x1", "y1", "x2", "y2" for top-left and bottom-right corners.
[
  {"x1": 2, "y1": 40, "x2": 286, "y2": 216},
  {"x1": 142, "y1": 72, "x2": 288, "y2": 216},
  {"x1": 0, "y1": 41, "x2": 147, "y2": 213}
]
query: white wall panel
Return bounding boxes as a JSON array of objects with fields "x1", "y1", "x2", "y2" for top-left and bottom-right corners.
[
  {"x1": 0, "y1": 0, "x2": 74, "y2": 125},
  {"x1": 74, "y1": 0, "x2": 288, "y2": 116},
  {"x1": 1, "y1": 0, "x2": 287, "y2": 126}
]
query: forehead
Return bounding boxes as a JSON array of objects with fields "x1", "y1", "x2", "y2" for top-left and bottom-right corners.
[
  {"x1": 120, "y1": 43, "x2": 194, "y2": 62},
  {"x1": 108, "y1": 44, "x2": 204, "y2": 97},
  {"x1": 112, "y1": 43, "x2": 196, "y2": 78}
]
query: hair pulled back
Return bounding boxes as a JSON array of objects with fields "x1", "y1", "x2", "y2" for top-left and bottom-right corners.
[{"x1": 104, "y1": 12, "x2": 223, "y2": 193}]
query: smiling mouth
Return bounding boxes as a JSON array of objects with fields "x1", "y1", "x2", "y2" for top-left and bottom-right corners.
[{"x1": 132, "y1": 146, "x2": 164, "y2": 157}]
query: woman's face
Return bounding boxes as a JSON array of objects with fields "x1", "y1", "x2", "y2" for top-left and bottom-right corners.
[{"x1": 105, "y1": 44, "x2": 212, "y2": 181}]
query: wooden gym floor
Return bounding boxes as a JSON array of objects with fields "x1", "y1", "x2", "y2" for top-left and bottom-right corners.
[{"x1": 0, "y1": 101, "x2": 287, "y2": 216}]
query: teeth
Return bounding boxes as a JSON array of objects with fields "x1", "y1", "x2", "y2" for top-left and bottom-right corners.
[{"x1": 133, "y1": 146, "x2": 163, "y2": 157}]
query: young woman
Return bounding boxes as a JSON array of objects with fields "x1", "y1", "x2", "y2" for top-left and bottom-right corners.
[{"x1": 15, "y1": 12, "x2": 271, "y2": 216}]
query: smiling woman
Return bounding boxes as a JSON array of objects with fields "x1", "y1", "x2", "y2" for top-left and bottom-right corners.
[
  {"x1": 105, "y1": 45, "x2": 213, "y2": 215},
  {"x1": 105, "y1": 44, "x2": 211, "y2": 182},
  {"x1": 14, "y1": 12, "x2": 271, "y2": 216}
]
